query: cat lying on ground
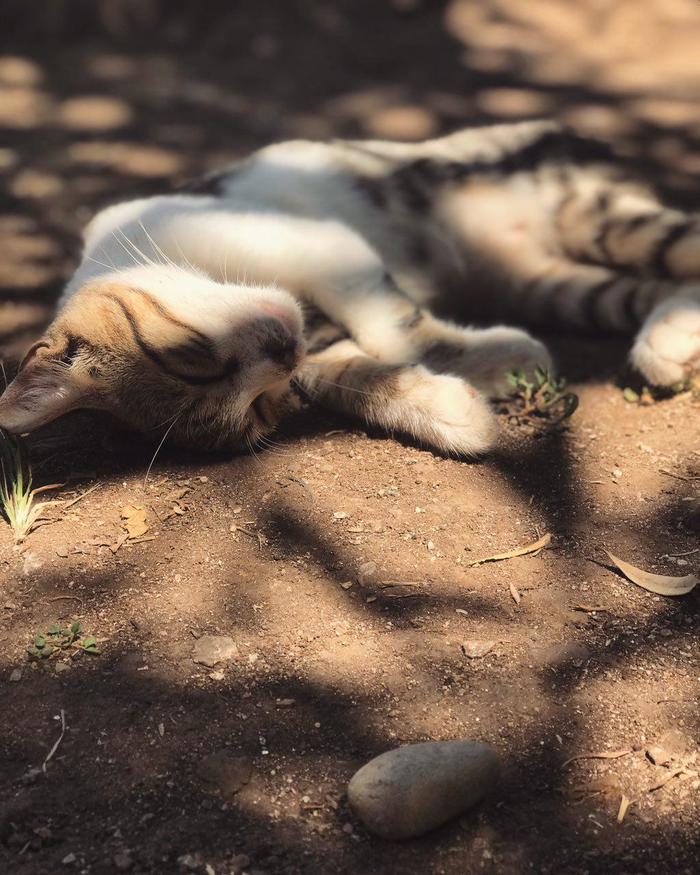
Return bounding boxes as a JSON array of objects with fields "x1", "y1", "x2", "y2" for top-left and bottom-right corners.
[{"x1": 0, "y1": 120, "x2": 698, "y2": 454}]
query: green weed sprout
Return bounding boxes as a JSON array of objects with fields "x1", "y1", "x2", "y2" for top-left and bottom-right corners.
[
  {"x1": 27, "y1": 621, "x2": 100, "y2": 660},
  {"x1": 505, "y1": 366, "x2": 579, "y2": 422}
]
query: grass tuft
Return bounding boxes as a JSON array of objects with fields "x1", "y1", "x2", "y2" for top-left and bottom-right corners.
[{"x1": 0, "y1": 429, "x2": 59, "y2": 541}]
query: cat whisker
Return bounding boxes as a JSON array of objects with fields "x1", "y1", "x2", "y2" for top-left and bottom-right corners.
[
  {"x1": 255, "y1": 434, "x2": 292, "y2": 457},
  {"x1": 143, "y1": 413, "x2": 182, "y2": 489},
  {"x1": 170, "y1": 235, "x2": 204, "y2": 277},
  {"x1": 300, "y1": 374, "x2": 375, "y2": 399},
  {"x1": 138, "y1": 221, "x2": 177, "y2": 269},
  {"x1": 245, "y1": 433, "x2": 264, "y2": 466},
  {"x1": 83, "y1": 253, "x2": 118, "y2": 272},
  {"x1": 112, "y1": 228, "x2": 151, "y2": 268}
]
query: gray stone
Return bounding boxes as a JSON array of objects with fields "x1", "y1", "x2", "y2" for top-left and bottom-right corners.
[
  {"x1": 198, "y1": 751, "x2": 252, "y2": 799},
  {"x1": 192, "y1": 635, "x2": 238, "y2": 667},
  {"x1": 113, "y1": 851, "x2": 133, "y2": 871},
  {"x1": 347, "y1": 740, "x2": 500, "y2": 840}
]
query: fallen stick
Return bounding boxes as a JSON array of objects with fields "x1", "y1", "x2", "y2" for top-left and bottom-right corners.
[{"x1": 43, "y1": 709, "x2": 66, "y2": 774}]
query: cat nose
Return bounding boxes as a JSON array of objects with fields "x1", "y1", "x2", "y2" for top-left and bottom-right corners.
[{"x1": 256, "y1": 317, "x2": 302, "y2": 372}]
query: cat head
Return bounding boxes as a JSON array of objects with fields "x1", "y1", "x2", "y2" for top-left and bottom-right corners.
[{"x1": 0, "y1": 265, "x2": 305, "y2": 451}]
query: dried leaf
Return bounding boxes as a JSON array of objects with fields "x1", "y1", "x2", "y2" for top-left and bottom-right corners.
[
  {"x1": 617, "y1": 794, "x2": 631, "y2": 823},
  {"x1": 469, "y1": 533, "x2": 552, "y2": 566},
  {"x1": 606, "y1": 551, "x2": 698, "y2": 597},
  {"x1": 509, "y1": 582, "x2": 521, "y2": 604},
  {"x1": 120, "y1": 505, "x2": 149, "y2": 539},
  {"x1": 562, "y1": 748, "x2": 632, "y2": 769}
]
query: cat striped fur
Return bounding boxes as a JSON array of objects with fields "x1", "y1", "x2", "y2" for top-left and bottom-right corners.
[{"x1": 0, "y1": 119, "x2": 698, "y2": 454}]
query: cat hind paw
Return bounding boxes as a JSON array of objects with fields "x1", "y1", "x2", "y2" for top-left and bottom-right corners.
[{"x1": 631, "y1": 290, "x2": 700, "y2": 386}]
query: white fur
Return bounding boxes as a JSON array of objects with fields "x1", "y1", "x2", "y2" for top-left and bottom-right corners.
[
  {"x1": 631, "y1": 286, "x2": 700, "y2": 385},
  {"x1": 390, "y1": 367, "x2": 498, "y2": 455}
]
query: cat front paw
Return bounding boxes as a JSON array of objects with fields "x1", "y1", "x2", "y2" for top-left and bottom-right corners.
[
  {"x1": 631, "y1": 289, "x2": 700, "y2": 385},
  {"x1": 399, "y1": 368, "x2": 498, "y2": 456}
]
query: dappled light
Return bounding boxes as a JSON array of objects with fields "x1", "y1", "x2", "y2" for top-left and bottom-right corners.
[{"x1": 0, "y1": 2, "x2": 699, "y2": 874}]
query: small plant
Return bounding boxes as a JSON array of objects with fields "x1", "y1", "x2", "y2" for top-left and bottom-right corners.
[
  {"x1": 623, "y1": 377, "x2": 699, "y2": 405},
  {"x1": 27, "y1": 621, "x2": 100, "y2": 660},
  {"x1": 0, "y1": 429, "x2": 59, "y2": 541},
  {"x1": 505, "y1": 366, "x2": 579, "y2": 424}
]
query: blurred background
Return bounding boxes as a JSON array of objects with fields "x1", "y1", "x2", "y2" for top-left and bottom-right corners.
[{"x1": 1, "y1": 0, "x2": 699, "y2": 362}]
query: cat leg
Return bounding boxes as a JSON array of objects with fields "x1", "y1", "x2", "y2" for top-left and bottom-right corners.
[
  {"x1": 394, "y1": 311, "x2": 553, "y2": 398},
  {"x1": 298, "y1": 229, "x2": 551, "y2": 398},
  {"x1": 556, "y1": 177, "x2": 700, "y2": 279},
  {"x1": 296, "y1": 338, "x2": 498, "y2": 456},
  {"x1": 508, "y1": 253, "x2": 698, "y2": 385},
  {"x1": 511, "y1": 257, "x2": 677, "y2": 333}
]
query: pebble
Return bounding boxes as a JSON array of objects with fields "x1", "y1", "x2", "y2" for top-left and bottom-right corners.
[
  {"x1": 647, "y1": 729, "x2": 695, "y2": 766},
  {"x1": 198, "y1": 751, "x2": 252, "y2": 799},
  {"x1": 192, "y1": 635, "x2": 238, "y2": 667},
  {"x1": 357, "y1": 561, "x2": 377, "y2": 585},
  {"x1": 230, "y1": 854, "x2": 251, "y2": 873},
  {"x1": 347, "y1": 740, "x2": 500, "y2": 840},
  {"x1": 461, "y1": 640, "x2": 496, "y2": 659},
  {"x1": 22, "y1": 551, "x2": 44, "y2": 576},
  {"x1": 113, "y1": 851, "x2": 133, "y2": 870},
  {"x1": 9, "y1": 668, "x2": 22, "y2": 682}
]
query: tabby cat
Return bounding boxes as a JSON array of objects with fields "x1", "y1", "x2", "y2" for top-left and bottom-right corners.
[{"x1": 0, "y1": 120, "x2": 698, "y2": 454}]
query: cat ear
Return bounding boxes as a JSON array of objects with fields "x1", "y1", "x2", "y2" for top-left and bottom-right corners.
[{"x1": 0, "y1": 358, "x2": 89, "y2": 434}]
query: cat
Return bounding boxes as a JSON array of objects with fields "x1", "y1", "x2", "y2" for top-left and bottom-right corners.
[{"x1": 0, "y1": 119, "x2": 698, "y2": 455}]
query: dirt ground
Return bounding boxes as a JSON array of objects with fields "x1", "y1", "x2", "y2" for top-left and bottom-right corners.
[{"x1": 1, "y1": 2, "x2": 700, "y2": 873}]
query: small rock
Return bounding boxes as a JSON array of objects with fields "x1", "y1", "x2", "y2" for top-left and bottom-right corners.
[
  {"x1": 647, "y1": 729, "x2": 695, "y2": 765},
  {"x1": 348, "y1": 740, "x2": 500, "y2": 840},
  {"x1": 333, "y1": 511, "x2": 348, "y2": 519},
  {"x1": 461, "y1": 640, "x2": 496, "y2": 659},
  {"x1": 339, "y1": 580, "x2": 353, "y2": 590},
  {"x1": 646, "y1": 744, "x2": 672, "y2": 766},
  {"x1": 62, "y1": 852, "x2": 76, "y2": 865},
  {"x1": 198, "y1": 751, "x2": 252, "y2": 799},
  {"x1": 9, "y1": 668, "x2": 22, "y2": 682},
  {"x1": 230, "y1": 854, "x2": 251, "y2": 873},
  {"x1": 113, "y1": 851, "x2": 133, "y2": 870},
  {"x1": 275, "y1": 698, "x2": 296, "y2": 708},
  {"x1": 357, "y1": 561, "x2": 377, "y2": 585},
  {"x1": 178, "y1": 853, "x2": 203, "y2": 871},
  {"x1": 55, "y1": 662, "x2": 70, "y2": 674},
  {"x1": 22, "y1": 551, "x2": 43, "y2": 576},
  {"x1": 55, "y1": 546, "x2": 69, "y2": 558},
  {"x1": 192, "y1": 635, "x2": 238, "y2": 667}
]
